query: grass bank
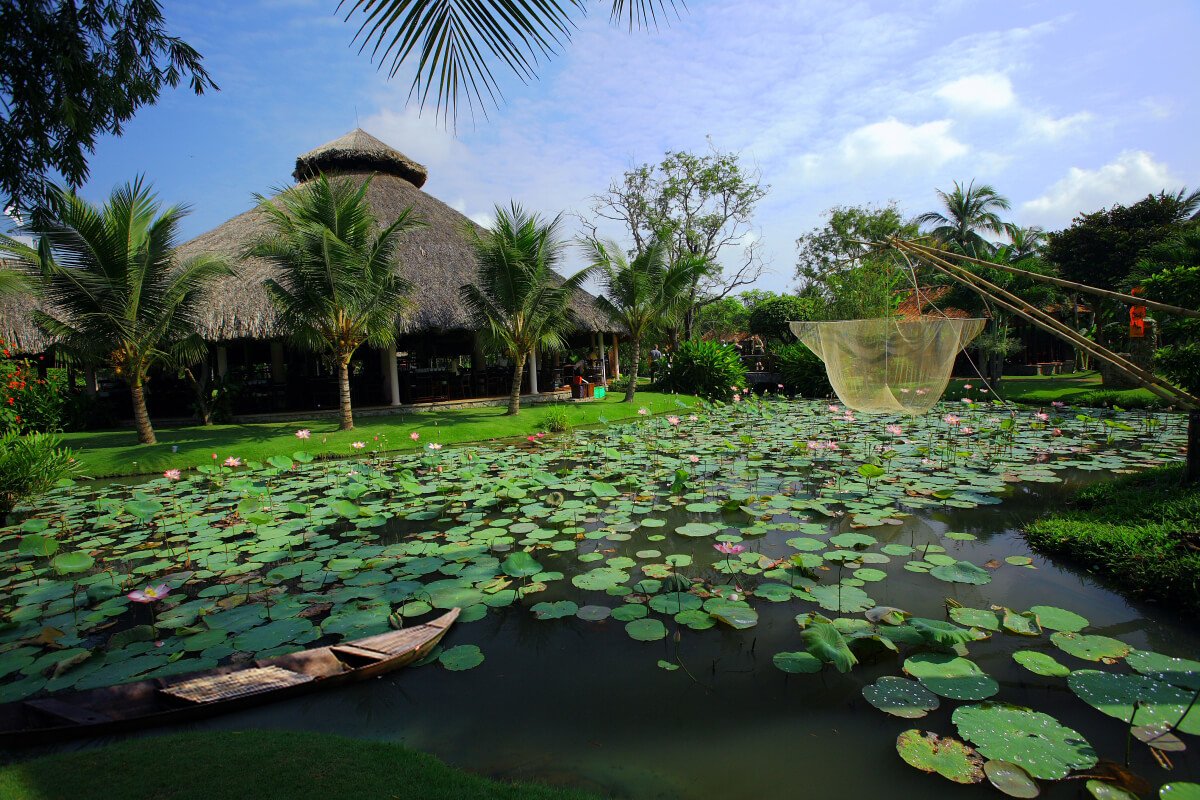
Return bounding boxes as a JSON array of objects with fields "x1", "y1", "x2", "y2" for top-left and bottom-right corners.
[
  {"x1": 57, "y1": 391, "x2": 700, "y2": 479},
  {"x1": 0, "y1": 729, "x2": 604, "y2": 800},
  {"x1": 946, "y1": 371, "x2": 1166, "y2": 408},
  {"x1": 1025, "y1": 466, "x2": 1200, "y2": 614}
]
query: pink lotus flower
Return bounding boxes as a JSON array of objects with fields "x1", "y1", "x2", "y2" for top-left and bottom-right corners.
[
  {"x1": 428, "y1": 442, "x2": 443, "y2": 450},
  {"x1": 295, "y1": 429, "x2": 311, "y2": 439},
  {"x1": 223, "y1": 456, "x2": 241, "y2": 467},
  {"x1": 916, "y1": 389, "x2": 928, "y2": 395},
  {"x1": 961, "y1": 426, "x2": 975, "y2": 434},
  {"x1": 211, "y1": 453, "x2": 218, "y2": 459},
  {"x1": 1051, "y1": 401, "x2": 1065, "y2": 408},
  {"x1": 961, "y1": 397, "x2": 972, "y2": 404},
  {"x1": 163, "y1": 469, "x2": 182, "y2": 481},
  {"x1": 806, "y1": 441, "x2": 823, "y2": 451},
  {"x1": 980, "y1": 388, "x2": 989, "y2": 393},
  {"x1": 638, "y1": 408, "x2": 649, "y2": 415},
  {"x1": 963, "y1": 384, "x2": 972, "y2": 390},
  {"x1": 825, "y1": 440, "x2": 840, "y2": 450},
  {"x1": 667, "y1": 416, "x2": 680, "y2": 425},
  {"x1": 885, "y1": 424, "x2": 903, "y2": 435},
  {"x1": 536, "y1": 432, "x2": 546, "y2": 437},
  {"x1": 410, "y1": 432, "x2": 420, "y2": 440},
  {"x1": 900, "y1": 388, "x2": 910, "y2": 393},
  {"x1": 828, "y1": 405, "x2": 839, "y2": 413},
  {"x1": 688, "y1": 415, "x2": 699, "y2": 422},
  {"x1": 688, "y1": 455, "x2": 700, "y2": 463},
  {"x1": 128, "y1": 584, "x2": 170, "y2": 603},
  {"x1": 733, "y1": 395, "x2": 741, "y2": 402},
  {"x1": 943, "y1": 414, "x2": 961, "y2": 426},
  {"x1": 1035, "y1": 412, "x2": 1049, "y2": 421},
  {"x1": 1053, "y1": 428, "x2": 1063, "y2": 436},
  {"x1": 778, "y1": 383, "x2": 784, "y2": 389},
  {"x1": 714, "y1": 543, "x2": 747, "y2": 555},
  {"x1": 351, "y1": 441, "x2": 365, "y2": 449}
]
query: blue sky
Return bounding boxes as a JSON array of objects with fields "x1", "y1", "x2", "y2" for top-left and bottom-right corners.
[{"x1": 41, "y1": 0, "x2": 1200, "y2": 293}]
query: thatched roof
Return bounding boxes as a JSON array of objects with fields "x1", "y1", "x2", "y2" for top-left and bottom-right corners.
[
  {"x1": 0, "y1": 130, "x2": 611, "y2": 352},
  {"x1": 293, "y1": 128, "x2": 428, "y2": 189}
]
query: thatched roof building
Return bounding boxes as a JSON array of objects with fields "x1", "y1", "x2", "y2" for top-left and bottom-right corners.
[{"x1": 0, "y1": 129, "x2": 610, "y2": 353}]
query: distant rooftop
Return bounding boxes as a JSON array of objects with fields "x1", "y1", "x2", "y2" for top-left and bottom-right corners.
[{"x1": 293, "y1": 128, "x2": 428, "y2": 188}]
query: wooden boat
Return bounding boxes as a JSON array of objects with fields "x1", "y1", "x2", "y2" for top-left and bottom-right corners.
[{"x1": 0, "y1": 608, "x2": 459, "y2": 747}]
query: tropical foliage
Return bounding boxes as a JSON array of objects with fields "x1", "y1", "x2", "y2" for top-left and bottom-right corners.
[
  {"x1": 461, "y1": 203, "x2": 591, "y2": 415},
  {"x1": 658, "y1": 339, "x2": 745, "y2": 401},
  {"x1": 775, "y1": 342, "x2": 831, "y2": 397},
  {"x1": 338, "y1": 0, "x2": 680, "y2": 123},
  {"x1": 915, "y1": 180, "x2": 1011, "y2": 258},
  {"x1": 586, "y1": 237, "x2": 706, "y2": 402},
  {"x1": 0, "y1": 179, "x2": 232, "y2": 445},
  {"x1": 0, "y1": 429, "x2": 80, "y2": 515},
  {"x1": 249, "y1": 174, "x2": 421, "y2": 431}
]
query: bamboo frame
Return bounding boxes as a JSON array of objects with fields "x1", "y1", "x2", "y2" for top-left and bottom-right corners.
[{"x1": 892, "y1": 240, "x2": 1199, "y2": 410}]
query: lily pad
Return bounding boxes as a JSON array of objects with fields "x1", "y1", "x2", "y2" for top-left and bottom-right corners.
[
  {"x1": 895, "y1": 729, "x2": 984, "y2": 784},
  {"x1": 1029, "y1": 605, "x2": 1088, "y2": 633},
  {"x1": 1126, "y1": 650, "x2": 1200, "y2": 691},
  {"x1": 1001, "y1": 608, "x2": 1043, "y2": 636},
  {"x1": 625, "y1": 618, "x2": 667, "y2": 642},
  {"x1": 949, "y1": 607, "x2": 999, "y2": 631},
  {"x1": 1013, "y1": 651, "x2": 1071, "y2": 678},
  {"x1": 952, "y1": 702, "x2": 1097, "y2": 780},
  {"x1": 531, "y1": 600, "x2": 578, "y2": 620},
  {"x1": 863, "y1": 676, "x2": 940, "y2": 719},
  {"x1": 904, "y1": 654, "x2": 999, "y2": 700},
  {"x1": 929, "y1": 560, "x2": 992, "y2": 585},
  {"x1": 1051, "y1": 632, "x2": 1131, "y2": 662},
  {"x1": 440, "y1": 644, "x2": 484, "y2": 671},
  {"x1": 801, "y1": 621, "x2": 857, "y2": 673},
  {"x1": 773, "y1": 651, "x2": 823, "y2": 674},
  {"x1": 1068, "y1": 669, "x2": 1194, "y2": 729},
  {"x1": 675, "y1": 522, "x2": 718, "y2": 538},
  {"x1": 500, "y1": 551, "x2": 542, "y2": 578},
  {"x1": 984, "y1": 760, "x2": 1041, "y2": 799}
]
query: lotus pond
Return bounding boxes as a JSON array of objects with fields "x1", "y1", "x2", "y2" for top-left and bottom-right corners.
[{"x1": 2, "y1": 395, "x2": 1198, "y2": 799}]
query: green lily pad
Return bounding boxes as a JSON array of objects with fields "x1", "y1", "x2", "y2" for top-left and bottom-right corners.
[
  {"x1": 500, "y1": 551, "x2": 542, "y2": 578},
  {"x1": 531, "y1": 600, "x2": 578, "y2": 620},
  {"x1": 675, "y1": 522, "x2": 718, "y2": 538},
  {"x1": 801, "y1": 621, "x2": 857, "y2": 673},
  {"x1": 949, "y1": 607, "x2": 999, "y2": 631},
  {"x1": 929, "y1": 560, "x2": 992, "y2": 585},
  {"x1": 1068, "y1": 669, "x2": 1194, "y2": 729},
  {"x1": 1001, "y1": 608, "x2": 1043, "y2": 636},
  {"x1": 625, "y1": 618, "x2": 667, "y2": 642},
  {"x1": 611, "y1": 604, "x2": 647, "y2": 621},
  {"x1": 909, "y1": 618, "x2": 976, "y2": 648},
  {"x1": 1013, "y1": 651, "x2": 1071, "y2": 678},
  {"x1": 1126, "y1": 650, "x2": 1200, "y2": 691},
  {"x1": 1051, "y1": 632, "x2": 1131, "y2": 662},
  {"x1": 1028, "y1": 605, "x2": 1088, "y2": 633},
  {"x1": 863, "y1": 676, "x2": 940, "y2": 719},
  {"x1": 808, "y1": 584, "x2": 874, "y2": 613},
  {"x1": 51, "y1": 552, "x2": 94, "y2": 574},
  {"x1": 773, "y1": 651, "x2": 823, "y2": 674},
  {"x1": 904, "y1": 654, "x2": 999, "y2": 700},
  {"x1": 576, "y1": 605, "x2": 611, "y2": 621},
  {"x1": 984, "y1": 760, "x2": 1040, "y2": 799},
  {"x1": 1161, "y1": 784, "x2": 1200, "y2": 800},
  {"x1": 440, "y1": 644, "x2": 484, "y2": 671},
  {"x1": 952, "y1": 702, "x2": 1097, "y2": 780},
  {"x1": 895, "y1": 730, "x2": 984, "y2": 784},
  {"x1": 709, "y1": 605, "x2": 758, "y2": 630}
]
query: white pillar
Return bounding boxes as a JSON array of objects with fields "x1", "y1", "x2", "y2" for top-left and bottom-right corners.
[
  {"x1": 383, "y1": 345, "x2": 400, "y2": 406},
  {"x1": 270, "y1": 341, "x2": 286, "y2": 384},
  {"x1": 529, "y1": 347, "x2": 539, "y2": 395},
  {"x1": 216, "y1": 345, "x2": 228, "y2": 379}
]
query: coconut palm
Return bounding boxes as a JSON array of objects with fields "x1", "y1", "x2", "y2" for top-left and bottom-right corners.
[
  {"x1": 1002, "y1": 225, "x2": 1046, "y2": 263},
  {"x1": 916, "y1": 180, "x2": 1011, "y2": 258},
  {"x1": 585, "y1": 237, "x2": 707, "y2": 402},
  {"x1": 248, "y1": 174, "x2": 422, "y2": 431},
  {"x1": 339, "y1": 0, "x2": 681, "y2": 123},
  {"x1": 0, "y1": 179, "x2": 232, "y2": 445},
  {"x1": 461, "y1": 203, "x2": 592, "y2": 416}
]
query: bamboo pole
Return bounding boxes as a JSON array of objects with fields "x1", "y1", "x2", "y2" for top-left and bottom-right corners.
[
  {"x1": 894, "y1": 238, "x2": 1200, "y2": 320},
  {"x1": 902, "y1": 242, "x2": 1199, "y2": 409}
]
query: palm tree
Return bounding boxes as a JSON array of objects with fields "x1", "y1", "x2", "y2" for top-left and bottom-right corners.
[
  {"x1": 1002, "y1": 225, "x2": 1045, "y2": 263},
  {"x1": 338, "y1": 0, "x2": 681, "y2": 123},
  {"x1": 916, "y1": 180, "x2": 1011, "y2": 258},
  {"x1": 585, "y1": 237, "x2": 706, "y2": 402},
  {"x1": 461, "y1": 204, "x2": 592, "y2": 416},
  {"x1": 0, "y1": 180, "x2": 232, "y2": 445},
  {"x1": 248, "y1": 174, "x2": 422, "y2": 431}
]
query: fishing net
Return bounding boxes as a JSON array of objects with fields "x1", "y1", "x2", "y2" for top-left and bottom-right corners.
[{"x1": 789, "y1": 317, "x2": 987, "y2": 415}]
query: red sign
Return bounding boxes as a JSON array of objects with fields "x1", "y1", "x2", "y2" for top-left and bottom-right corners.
[{"x1": 1130, "y1": 287, "x2": 1146, "y2": 338}]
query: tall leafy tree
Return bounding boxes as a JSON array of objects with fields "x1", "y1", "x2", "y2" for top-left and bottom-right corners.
[
  {"x1": 915, "y1": 180, "x2": 1011, "y2": 258},
  {"x1": 1044, "y1": 189, "x2": 1199, "y2": 349},
  {"x1": 0, "y1": 0, "x2": 217, "y2": 213},
  {"x1": 248, "y1": 175, "x2": 421, "y2": 432},
  {"x1": 339, "y1": 0, "x2": 680, "y2": 124},
  {"x1": 585, "y1": 238, "x2": 706, "y2": 402},
  {"x1": 0, "y1": 178, "x2": 232, "y2": 444},
  {"x1": 586, "y1": 142, "x2": 768, "y2": 339},
  {"x1": 461, "y1": 204, "x2": 592, "y2": 416}
]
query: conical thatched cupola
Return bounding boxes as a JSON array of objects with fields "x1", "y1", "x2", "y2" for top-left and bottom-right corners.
[{"x1": 171, "y1": 129, "x2": 607, "y2": 340}]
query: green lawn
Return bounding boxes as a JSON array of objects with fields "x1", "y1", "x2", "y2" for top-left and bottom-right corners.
[
  {"x1": 945, "y1": 371, "x2": 1166, "y2": 408},
  {"x1": 1025, "y1": 466, "x2": 1200, "y2": 614},
  {"x1": 59, "y1": 391, "x2": 700, "y2": 478},
  {"x1": 0, "y1": 730, "x2": 604, "y2": 800}
]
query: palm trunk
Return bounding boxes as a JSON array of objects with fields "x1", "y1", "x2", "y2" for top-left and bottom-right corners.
[
  {"x1": 129, "y1": 377, "x2": 156, "y2": 445},
  {"x1": 625, "y1": 338, "x2": 641, "y2": 403},
  {"x1": 1184, "y1": 410, "x2": 1199, "y2": 486},
  {"x1": 507, "y1": 352, "x2": 527, "y2": 416},
  {"x1": 183, "y1": 361, "x2": 213, "y2": 426},
  {"x1": 337, "y1": 356, "x2": 354, "y2": 431}
]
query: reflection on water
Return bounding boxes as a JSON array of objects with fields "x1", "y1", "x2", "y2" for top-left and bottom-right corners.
[{"x1": 31, "y1": 467, "x2": 1198, "y2": 799}]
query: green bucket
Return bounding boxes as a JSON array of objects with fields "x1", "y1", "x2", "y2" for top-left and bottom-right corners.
[{"x1": 594, "y1": 387, "x2": 606, "y2": 399}]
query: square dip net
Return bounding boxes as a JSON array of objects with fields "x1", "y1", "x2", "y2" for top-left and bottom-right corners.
[{"x1": 789, "y1": 317, "x2": 986, "y2": 415}]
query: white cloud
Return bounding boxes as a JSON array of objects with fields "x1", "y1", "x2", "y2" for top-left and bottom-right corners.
[
  {"x1": 935, "y1": 73, "x2": 1017, "y2": 115},
  {"x1": 1023, "y1": 111, "x2": 1093, "y2": 142},
  {"x1": 1020, "y1": 150, "x2": 1179, "y2": 228},
  {"x1": 835, "y1": 118, "x2": 969, "y2": 174}
]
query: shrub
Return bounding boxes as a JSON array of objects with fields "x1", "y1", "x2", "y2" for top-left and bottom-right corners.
[
  {"x1": 542, "y1": 403, "x2": 572, "y2": 433},
  {"x1": 0, "y1": 430, "x2": 82, "y2": 515},
  {"x1": 660, "y1": 340, "x2": 746, "y2": 402},
  {"x1": 748, "y1": 295, "x2": 817, "y2": 343},
  {"x1": 775, "y1": 342, "x2": 832, "y2": 397},
  {"x1": 1, "y1": 358, "x2": 89, "y2": 434}
]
